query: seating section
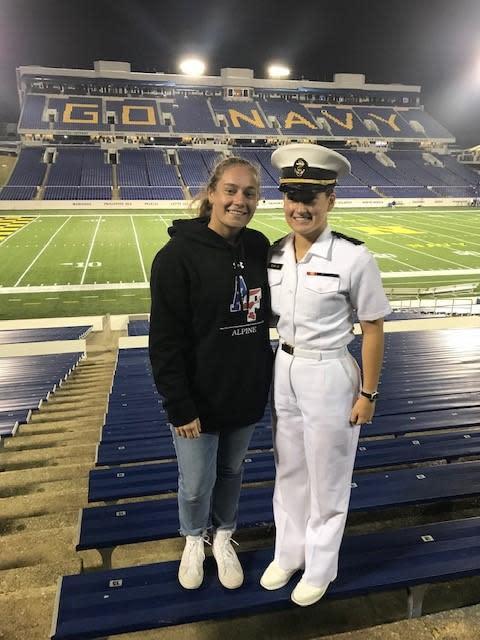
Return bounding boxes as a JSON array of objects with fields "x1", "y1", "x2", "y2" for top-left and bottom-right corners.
[
  {"x1": 210, "y1": 98, "x2": 277, "y2": 135},
  {"x1": 47, "y1": 328, "x2": 480, "y2": 637},
  {"x1": 400, "y1": 109, "x2": 454, "y2": 139},
  {"x1": 3, "y1": 145, "x2": 478, "y2": 201},
  {"x1": 0, "y1": 409, "x2": 32, "y2": 438},
  {"x1": 7, "y1": 90, "x2": 479, "y2": 200},
  {"x1": 106, "y1": 99, "x2": 168, "y2": 133},
  {"x1": 0, "y1": 326, "x2": 92, "y2": 345},
  {"x1": 0, "y1": 352, "x2": 84, "y2": 439},
  {"x1": 18, "y1": 92, "x2": 455, "y2": 140},
  {"x1": 353, "y1": 107, "x2": 425, "y2": 139},
  {"x1": 2, "y1": 147, "x2": 46, "y2": 190},
  {"x1": 44, "y1": 186, "x2": 112, "y2": 200},
  {"x1": 171, "y1": 95, "x2": 221, "y2": 134},
  {"x1": 0, "y1": 185, "x2": 37, "y2": 200},
  {"x1": 177, "y1": 148, "x2": 225, "y2": 196},
  {"x1": 308, "y1": 105, "x2": 371, "y2": 138},
  {"x1": 51, "y1": 516, "x2": 480, "y2": 640},
  {"x1": 127, "y1": 320, "x2": 149, "y2": 336},
  {"x1": 18, "y1": 95, "x2": 49, "y2": 130},
  {"x1": 47, "y1": 98, "x2": 109, "y2": 132},
  {"x1": 118, "y1": 148, "x2": 184, "y2": 200}
]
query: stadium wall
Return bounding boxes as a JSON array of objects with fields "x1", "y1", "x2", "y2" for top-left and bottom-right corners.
[
  {"x1": 0, "y1": 197, "x2": 474, "y2": 211},
  {"x1": 0, "y1": 316, "x2": 104, "y2": 331},
  {"x1": 0, "y1": 339, "x2": 86, "y2": 357}
]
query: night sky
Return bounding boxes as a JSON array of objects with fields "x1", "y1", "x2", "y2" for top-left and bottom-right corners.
[{"x1": 1, "y1": 0, "x2": 480, "y2": 146}]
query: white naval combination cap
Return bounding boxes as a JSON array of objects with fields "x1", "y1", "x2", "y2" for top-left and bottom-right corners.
[{"x1": 271, "y1": 143, "x2": 351, "y2": 193}]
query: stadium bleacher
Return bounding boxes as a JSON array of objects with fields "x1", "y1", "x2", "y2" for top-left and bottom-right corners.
[
  {"x1": 3, "y1": 70, "x2": 478, "y2": 204},
  {"x1": 0, "y1": 325, "x2": 92, "y2": 344},
  {"x1": 3, "y1": 143, "x2": 474, "y2": 201},
  {"x1": 0, "y1": 352, "x2": 84, "y2": 441},
  {"x1": 115, "y1": 148, "x2": 184, "y2": 199},
  {"x1": 46, "y1": 326, "x2": 480, "y2": 639},
  {"x1": 51, "y1": 516, "x2": 480, "y2": 639}
]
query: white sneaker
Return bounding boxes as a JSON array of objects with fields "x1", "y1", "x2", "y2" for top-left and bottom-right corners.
[
  {"x1": 260, "y1": 561, "x2": 298, "y2": 590},
  {"x1": 212, "y1": 530, "x2": 244, "y2": 589},
  {"x1": 178, "y1": 535, "x2": 205, "y2": 589},
  {"x1": 291, "y1": 577, "x2": 328, "y2": 607}
]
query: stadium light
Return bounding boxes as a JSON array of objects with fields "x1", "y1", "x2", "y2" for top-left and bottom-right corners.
[
  {"x1": 268, "y1": 64, "x2": 290, "y2": 79},
  {"x1": 179, "y1": 58, "x2": 206, "y2": 76}
]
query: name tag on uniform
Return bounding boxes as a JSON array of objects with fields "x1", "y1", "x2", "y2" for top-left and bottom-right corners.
[
  {"x1": 306, "y1": 272, "x2": 340, "y2": 277},
  {"x1": 268, "y1": 262, "x2": 283, "y2": 270}
]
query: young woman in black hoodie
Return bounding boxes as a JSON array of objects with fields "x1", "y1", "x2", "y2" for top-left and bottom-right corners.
[{"x1": 149, "y1": 157, "x2": 273, "y2": 590}]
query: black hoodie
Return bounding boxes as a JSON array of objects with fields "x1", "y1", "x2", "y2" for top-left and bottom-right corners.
[{"x1": 149, "y1": 217, "x2": 273, "y2": 432}]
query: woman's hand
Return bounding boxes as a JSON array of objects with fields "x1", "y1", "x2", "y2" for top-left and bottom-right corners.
[
  {"x1": 349, "y1": 396, "x2": 375, "y2": 426},
  {"x1": 175, "y1": 418, "x2": 202, "y2": 439}
]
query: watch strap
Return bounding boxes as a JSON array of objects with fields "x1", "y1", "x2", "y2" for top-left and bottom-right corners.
[{"x1": 360, "y1": 390, "x2": 379, "y2": 402}]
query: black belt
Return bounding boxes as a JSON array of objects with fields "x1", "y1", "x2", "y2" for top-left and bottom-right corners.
[
  {"x1": 279, "y1": 341, "x2": 348, "y2": 360},
  {"x1": 281, "y1": 342, "x2": 295, "y2": 355}
]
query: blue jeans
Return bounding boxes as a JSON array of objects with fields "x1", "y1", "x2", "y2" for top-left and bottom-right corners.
[{"x1": 171, "y1": 424, "x2": 256, "y2": 537}]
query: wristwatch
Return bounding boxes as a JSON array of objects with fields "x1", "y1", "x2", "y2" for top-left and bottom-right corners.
[{"x1": 360, "y1": 390, "x2": 379, "y2": 402}]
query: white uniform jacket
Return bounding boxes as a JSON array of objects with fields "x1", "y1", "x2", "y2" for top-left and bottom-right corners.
[{"x1": 268, "y1": 225, "x2": 392, "y2": 348}]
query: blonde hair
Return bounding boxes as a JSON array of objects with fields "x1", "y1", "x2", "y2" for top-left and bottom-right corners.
[{"x1": 195, "y1": 156, "x2": 261, "y2": 218}]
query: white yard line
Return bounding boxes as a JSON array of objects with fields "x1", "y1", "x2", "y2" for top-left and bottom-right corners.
[
  {"x1": 80, "y1": 216, "x2": 102, "y2": 285},
  {"x1": 0, "y1": 282, "x2": 149, "y2": 294},
  {"x1": 130, "y1": 215, "x2": 148, "y2": 282},
  {"x1": 341, "y1": 223, "x2": 470, "y2": 269},
  {"x1": 381, "y1": 268, "x2": 480, "y2": 278},
  {"x1": 418, "y1": 218, "x2": 480, "y2": 240},
  {"x1": 0, "y1": 216, "x2": 39, "y2": 247},
  {"x1": 253, "y1": 217, "x2": 289, "y2": 235},
  {"x1": 157, "y1": 213, "x2": 170, "y2": 229},
  {"x1": 14, "y1": 216, "x2": 72, "y2": 286},
  {"x1": 376, "y1": 256, "x2": 422, "y2": 271},
  {"x1": 402, "y1": 216, "x2": 480, "y2": 244}
]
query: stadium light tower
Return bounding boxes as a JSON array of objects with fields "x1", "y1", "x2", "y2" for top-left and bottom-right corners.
[
  {"x1": 268, "y1": 64, "x2": 290, "y2": 79},
  {"x1": 179, "y1": 58, "x2": 206, "y2": 76}
]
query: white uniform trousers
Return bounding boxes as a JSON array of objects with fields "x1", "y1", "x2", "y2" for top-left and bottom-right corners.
[{"x1": 272, "y1": 347, "x2": 361, "y2": 587}]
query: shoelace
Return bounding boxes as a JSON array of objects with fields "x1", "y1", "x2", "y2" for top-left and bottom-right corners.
[
  {"x1": 184, "y1": 535, "x2": 210, "y2": 575},
  {"x1": 216, "y1": 536, "x2": 239, "y2": 569}
]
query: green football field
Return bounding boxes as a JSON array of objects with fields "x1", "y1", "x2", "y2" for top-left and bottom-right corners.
[{"x1": 0, "y1": 207, "x2": 479, "y2": 320}]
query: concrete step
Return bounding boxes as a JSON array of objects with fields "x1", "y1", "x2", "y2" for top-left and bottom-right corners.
[
  {"x1": 0, "y1": 559, "x2": 81, "y2": 595},
  {"x1": 0, "y1": 462, "x2": 92, "y2": 492},
  {"x1": 1, "y1": 508, "x2": 83, "y2": 537},
  {"x1": 0, "y1": 527, "x2": 77, "y2": 571},
  {"x1": 1, "y1": 428, "x2": 100, "y2": 451},
  {"x1": 0, "y1": 476, "x2": 89, "y2": 500},
  {"x1": 0, "y1": 587, "x2": 57, "y2": 640},
  {"x1": 1, "y1": 488, "x2": 87, "y2": 522},
  {"x1": 0, "y1": 443, "x2": 96, "y2": 470}
]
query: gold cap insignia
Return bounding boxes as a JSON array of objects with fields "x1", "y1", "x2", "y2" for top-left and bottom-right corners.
[{"x1": 293, "y1": 158, "x2": 308, "y2": 177}]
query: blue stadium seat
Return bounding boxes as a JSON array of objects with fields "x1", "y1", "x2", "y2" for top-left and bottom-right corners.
[
  {"x1": 89, "y1": 430, "x2": 480, "y2": 503},
  {"x1": 77, "y1": 460, "x2": 480, "y2": 562},
  {"x1": 51, "y1": 516, "x2": 480, "y2": 639}
]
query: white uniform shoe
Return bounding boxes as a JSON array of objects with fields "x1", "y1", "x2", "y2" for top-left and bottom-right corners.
[
  {"x1": 212, "y1": 530, "x2": 244, "y2": 589},
  {"x1": 291, "y1": 577, "x2": 329, "y2": 606},
  {"x1": 260, "y1": 561, "x2": 298, "y2": 590},
  {"x1": 178, "y1": 535, "x2": 205, "y2": 589}
]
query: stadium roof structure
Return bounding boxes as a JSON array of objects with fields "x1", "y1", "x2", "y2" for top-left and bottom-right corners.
[
  {"x1": 17, "y1": 61, "x2": 422, "y2": 96},
  {"x1": 14, "y1": 61, "x2": 457, "y2": 144}
]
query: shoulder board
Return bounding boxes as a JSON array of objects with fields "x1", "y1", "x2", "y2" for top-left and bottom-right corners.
[
  {"x1": 272, "y1": 234, "x2": 289, "y2": 246},
  {"x1": 332, "y1": 230, "x2": 364, "y2": 245}
]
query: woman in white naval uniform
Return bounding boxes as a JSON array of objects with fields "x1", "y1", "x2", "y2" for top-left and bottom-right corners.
[{"x1": 260, "y1": 144, "x2": 392, "y2": 606}]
